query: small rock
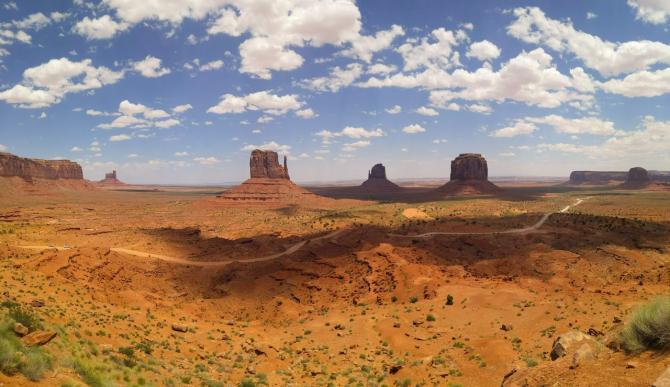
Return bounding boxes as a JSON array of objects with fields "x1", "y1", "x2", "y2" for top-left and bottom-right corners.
[
  {"x1": 613, "y1": 316, "x2": 622, "y2": 324},
  {"x1": 22, "y1": 330, "x2": 57, "y2": 346},
  {"x1": 13, "y1": 322, "x2": 29, "y2": 337},
  {"x1": 625, "y1": 361, "x2": 637, "y2": 369},
  {"x1": 225, "y1": 320, "x2": 235, "y2": 326},
  {"x1": 570, "y1": 343, "x2": 595, "y2": 369},
  {"x1": 393, "y1": 322, "x2": 401, "y2": 328},
  {"x1": 246, "y1": 365, "x2": 256, "y2": 374},
  {"x1": 550, "y1": 331, "x2": 596, "y2": 360},
  {"x1": 587, "y1": 328, "x2": 603, "y2": 337},
  {"x1": 412, "y1": 319, "x2": 424, "y2": 327},
  {"x1": 334, "y1": 323, "x2": 345, "y2": 330},
  {"x1": 30, "y1": 299, "x2": 45, "y2": 308},
  {"x1": 99, "y1": 344, "x2": 113, "y2": 353},
  {"x1": 653, "y1": 366, "x2": 670, "y2": 387},
  {"x1": 389, "y1": 365, "x2": 402, "y2": 374},
  {"x1": 500, "y1": 324, "x2": 513, "y2": 332},
  {"x1": 171, "y1": 324, "x2": 188, "y2": 333}
]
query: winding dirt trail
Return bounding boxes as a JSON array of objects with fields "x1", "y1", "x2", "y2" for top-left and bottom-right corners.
[
  {"x1": 388, "y1": 197, "x2": 587, "y2": 238},
  {"x1": 17, "y1": 228, "x2": 346, "y2": 268},
  {"x1": 16, "y1": 198, "x2": 586, "y2": 267}
]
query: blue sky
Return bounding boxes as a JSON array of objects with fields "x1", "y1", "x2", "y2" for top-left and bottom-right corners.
[{"x1": 1, "y1": 0, "x2": 669, "y2": 184}]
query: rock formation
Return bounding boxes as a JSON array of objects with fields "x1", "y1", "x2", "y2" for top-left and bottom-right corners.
[
  {"x1": 568, "y1": 171, "x2": 628, "y2": 185},
  {"x1": 625, "y1": 167, "x2": 650, "y2": 184},
  {"x1": 621, "y1": 167, "x2": 652, "y2": 189},
  {"x1": 359, "y1": 163, "x2": 401, "y2": 192},
  {"x1": 450, "y1": 153, "x2": 488, "y2": 181},
  {"x1": 98, "y1": 170, "x2": 125, "y2": 186},
  {"x1": 435, "y1": 153, "x2": 502, "y2": 195},
  {"x1": 217, "y1": 149, "x2": 320, "y2": 206},
  {"x1": 0, "y1": 152, "x2": 83, "y2": 180},
  {"x1": 250, "y1": 150, "x2": 289, "y2": 179}
]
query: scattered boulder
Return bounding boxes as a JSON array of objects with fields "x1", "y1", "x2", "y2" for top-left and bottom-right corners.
[
  {"x1": 550, "y1": 331, "x2": 597, "y2": 360},
  {"x1": 30, "y1": 299, "x2": 45, "y2": 307},
  {"x1": 13, "y1": 322, "x2": 29, "y2": 337},
  {"x1": 171, "y1": 324, "x2": 188, "y2": 333},
  {"x1": 569, "y1": 343, "x2": 595, "y2": 368},
  {"x1": 22, "y1": 330, "x2": 57, "y2": 346},
  {"x1": 500, "y1": 324, "x2": 513, "y2": 332}
]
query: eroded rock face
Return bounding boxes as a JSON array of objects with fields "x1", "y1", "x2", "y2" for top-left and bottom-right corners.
[
  {"x1": 249, "y1": 150, "x2": 289, "y2": 179},
  {"x1": 450, "y1": 153, "x2": 488, "y2": 181},
  {"x1": 0, "y1": 152, "x2": 83, "y2": 180},
  {"x1": 626, "y1": 167, "x2": 650, "y2": 184},
  {"x1": 368, "y1": 163, "x2": 387, "y2": 179},
  {"x1": 99, "y1": 170, "x2": 124, "y2": 185},
  {"x1": 361, "y1": 163, "x2": 401, "y2": 192}
]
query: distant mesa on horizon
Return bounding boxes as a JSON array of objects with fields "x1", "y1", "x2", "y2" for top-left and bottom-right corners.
[
  {"x1": 435, "y1": 153, "x2": 503, "y2": 195},
  {"x1": 359, "y1": 163, "x2": 401, "y2": 192},
  {"x1": 214, "y1": 149, "x2": 325, "y2": 206},
  {"x1": 568, "y1": 168, "x2": 670, "y2": 186},
  {"x1": 97, "y1": 170, "x2": 126, "y2": 186}
]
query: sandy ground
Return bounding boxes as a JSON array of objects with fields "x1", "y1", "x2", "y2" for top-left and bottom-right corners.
[{"x1": 0, "y1": 183, "x2": 669, "y2": 386}]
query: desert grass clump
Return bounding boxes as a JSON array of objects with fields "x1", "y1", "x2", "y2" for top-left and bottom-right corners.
[
  {"x1": 0, "y1": 320, "x2": 52, "y2": 380},
  {"x1": 620, "y1": 296, "x2": 670, "y2": 353},
  {"x1": 1, "y1": 301, "x2": 43, "y2": 331}
]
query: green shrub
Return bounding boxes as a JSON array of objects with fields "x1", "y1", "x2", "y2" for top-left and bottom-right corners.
[
  {"x1": 21, "y1": 348, "x2": 52, "y2": 381},
  {"x1": 73, "y1": 357, "x2": 114, "y2": 387},
  {"x1": 1, "y1": 301, "x2": 43, "y2": 331},
  {"x1": 0, "y1": 320, "x2": 51, "y2": 380},
  {"x1": 620, "y1": 296, "x2": 670, "y2": 353},
  {"x1": 446, "y1": 295, "x2": 454, "y2": 306}
]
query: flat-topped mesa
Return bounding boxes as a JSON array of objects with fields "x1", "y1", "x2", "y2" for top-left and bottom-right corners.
[
  {"x1": 360, "y1": 163, "x2": 401, "y2": 192},
  {"x1": 250, "y1": 149, "x2": 289, "y2": 179},
  {"x1": 105, "y1": 170, "x2": 117, "y2": 180},
  {"x1": 450, "y1": 153, "x2": 488, "y2": 181},
  {"x1": 569, "y1": 171, "x2": 628, "y2": 185},
  {"x1": 0, "y1": 152, "x2": 83, "y2": 180},
  {"x1": 436, "y1": 153, "x2": 501, "y2": 195},
  {"x1": 626, "y1": 167, "x2": 650, "y2": 184}
]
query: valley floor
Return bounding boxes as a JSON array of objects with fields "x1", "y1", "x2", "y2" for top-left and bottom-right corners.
[{"x1": 1, "y1": 185, "x2": 669, "y2": 386}]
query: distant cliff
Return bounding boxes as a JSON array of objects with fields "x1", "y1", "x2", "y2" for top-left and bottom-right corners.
[
  {"x1": 0, "y1": 152, "x2": 83, "y2": 180},
  {"x1": 569, "y1": 170, "x2": 670, "y2": 184}
]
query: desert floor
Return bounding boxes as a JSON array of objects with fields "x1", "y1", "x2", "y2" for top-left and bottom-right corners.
[{"x1": 1, "y1": 183, "x2": 669, "y2": 386}]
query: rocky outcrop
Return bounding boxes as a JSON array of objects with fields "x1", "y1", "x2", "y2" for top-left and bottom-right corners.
[
  {"x1": 624, "y1": 167, "x2": 650, "y2": 185},
  {"x1": 450, "y1": 153, "x2": 488, "y2": 181},
  {"x1": 217, "y1": 150, "x2": 324, "y2": 206},
  {"x1": 98, "y1": 170, "x2": 125, "y2": 186},
  {"x1": 436, "y1": 153, "x2": 501, "y2": 195},
  {"x1": 569, "y1": 171, "x2": 628, "y2": 185},
  {"x1": 0, "y1": 152, "x2": 83, "y2": 180},
  {"x1": 250, "y1": 150, "x2": 289, "y2": 179},
  {"x1": 360, "y1": 163, "x2": 401, "y2": 192}
]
